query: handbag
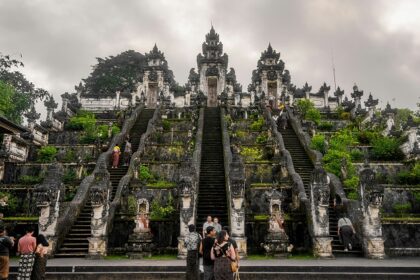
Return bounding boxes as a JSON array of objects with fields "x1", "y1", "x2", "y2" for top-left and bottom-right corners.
[{"x1": 230, "y1": 260, "x2": 238, "y2": 272}]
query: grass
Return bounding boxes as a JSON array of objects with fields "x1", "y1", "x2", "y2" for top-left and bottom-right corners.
[
  {"x1": 146, "y1": 180, "x2": 176, "y2": 189},
  {"x1": 287, "y1": 253, "x2": 315, "y2": 260},
  {"x1": 247, "y1": 254, "x2": 274, "y2": 260},
  {"x1": 250, "y1": 183, "x2": 273, "y2": 188},
  {"x1": 381, "y1": 216, "x2": 420, "y2": 222},
  {"x1": 144, "y1": 254, "x2": 178, "y2": 260},
  {"x1": 2, "y1": 217, "x2": 38, "y2": 221},
  {"x1": 104, "y1": 255, "x2": 129, "y2": 260}
]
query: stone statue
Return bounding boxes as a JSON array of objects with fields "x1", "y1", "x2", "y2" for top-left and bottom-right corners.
[{"x1": 340, "y1": 157, "x2": 348, "y2": 180}]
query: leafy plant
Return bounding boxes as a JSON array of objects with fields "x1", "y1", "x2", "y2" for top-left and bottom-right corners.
[
  {"x1": 62, "y1": 149, "x2": 76, "y2": 162},
  {"x1": 150, "y1": 194, "x2": 175, "y2": 220},
  {"x1": 323, "y1": 149, "x2": 354, "y2": 178},
  {"x1": 306, "y1": 108, "x2": 321, "y2": 125},
  {"x1": 295, "y1": 99, "x2": 314, "y2": 118},
  {"x1": 357, "y1": 130, "x2": 379, "y2": 145},
  {"x1": 67, "y1": 110, "x2": 96, "y2": 131},
  {"x1": 147, "y1": 180, "x2": 176, "y2": 189},
  {"x1": 317, "y1": 121, "x2": 333, "y2": 131},
  {"x1": 127, "y1": 195, "x2": 137, "y2": 215},
  {"x1": 310, "y1": 134, "x2": 326, "y2": 154},
  {"x1": 250, "y1": 117, "x2": 265, "y2": 131},
  {"x1": 162, "y1": 119, "x2": 171, "y2": 131},
  {"x1": 0, "y1": 191, "x2": 18, "y2": 215},
  {"x1": 63, "y1": 170, "x2": 77, "y2": 184},
  {"x1": 371, "y1": 137, "x2": 404, "y2": 161},
  {"x1": 167, "y1": 146, "x2": 183, "y2": 158},
  {"x1": 18, "y1": 175, "x2": 44, "y2": 185},
  {"x1": 37, "y1": 146, "x2": 58, "y2": 163},
  {"x1": 240, "y1": 147, "x2": 263, "y2": 161},
  {"x1": 350, "y1": 149, "x2": 364, "y2": 161},
  {"x1": 393, "y1": 203, "x2": 412, "y2": 215},
  {"x1": 343, "y1": 176, "x2": 359, "y2": 190},
  {"x1": 139, "y1": 165, "x2": 154, "y2": 182},
  {"x1": 256, "y1": 132, "x2": 269, "y2": 144},
  {"x1": 347, "y1": 191, "x2": 358, "y2": 200},
  {"x1": 396, "y1": 163, "x2": 420, "y2": 185}
]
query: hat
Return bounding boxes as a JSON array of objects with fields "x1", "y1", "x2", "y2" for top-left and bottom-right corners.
[{"x1": 206, "y1": 226, "x2": 215, "y2": 234}]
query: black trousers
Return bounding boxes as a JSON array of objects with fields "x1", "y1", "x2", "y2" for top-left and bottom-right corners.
[{"x1": 186, "y1": 250, "x2": 199, "y2": 280}]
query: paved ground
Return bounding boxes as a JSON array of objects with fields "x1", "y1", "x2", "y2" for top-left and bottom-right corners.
[{"x1": 9, "y1": 257, "x2": 420, "y2": 267}]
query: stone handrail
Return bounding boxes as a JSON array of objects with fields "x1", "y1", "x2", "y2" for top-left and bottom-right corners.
[
  {"x1": 192, "y1": 108, "x2": 204, "y2": 225},
  {"x1": 285, "y1": 107, "x2": 348, "y2": 205},
  {"x1": 53, "y1": 105, "x2": 145, "y2": 254},
  {"x1": 264, "y1": 107, "x2": 309, "y2": 204},
  {"x1": 220, "y1": 107, "x2": 233, "y2": 227},
  {"x1": 106, "y1": 105, "x2": 161, "y2": 237}
]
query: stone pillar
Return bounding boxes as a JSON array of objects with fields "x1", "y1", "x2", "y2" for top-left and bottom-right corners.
[
  {"x1": 229, "y1": 152, "x2": 247, "y2": 257},
  {"x1": 88, "y1": 169, "x2": 111, "y2": 259},
  {"x1": 358, "y1": 163, "x2": 385, "y2": 259},
  {"x1": 127, "y1": 187, "x2": 154, "y2": 258},
  {"x1": 116, "y1": 91, "x2": 121, "y2": 109},
  {"x1": 177, "y1": 178, "x2": 194, "y2": 259},
  {"x1": 262, "y1": 188, "x2": 289, "y2": 258},
  {"x1": 34, "y1": 164, "x2": 65, "y2": 255},
  {"x1": 309, "y1": 163, "x2": 333, "y2": 258}
]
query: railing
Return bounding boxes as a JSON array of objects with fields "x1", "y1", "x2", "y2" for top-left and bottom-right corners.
[
  {"x1": 285, "y1": 107, "x2": 348, "y2": 205},
  {"x1": 220, "y1": 107, "x2": 233, "y2": 228},
  {"x1": 53, "y1": 104, "x2": 145, "y2": 255},
  {"x1": 105, "y1": 104, "x2": 161, "y2": 238},
  {"x1": 192, "y1": 108, "x2": 204, "y2": 225}
]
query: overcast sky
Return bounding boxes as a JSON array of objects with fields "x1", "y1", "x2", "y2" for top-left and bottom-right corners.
[{"x1": 1, "y1": 0, "x2": 419, "y2": 112}]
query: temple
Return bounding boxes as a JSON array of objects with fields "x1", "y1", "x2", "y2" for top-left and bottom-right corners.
[{"x1": 0, "y1": 27, "x2": 419, "y2": 265}]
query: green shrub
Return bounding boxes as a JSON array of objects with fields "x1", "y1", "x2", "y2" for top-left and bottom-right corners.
[
  {"x1": 240, "y1": 147, "x2": 263, "y2": 161},
  {"x1": 150, "y1": 194, "x2": 175, "y2": 220},
  {"x1": 340, "y1": 112, "x2": 351, "y2": 120},
  {"x1": 162, "y1": 119, "x2": 171, "y2": 131},
  {"x1": 147, "y1": 180, "x2": 176, "y2": 189},
  {"x1": 347, "y1": 191, "x2": 359, "y2": 200},
  {"x1": 127, "y1": 195, "x2": 137, "y2": 215},
  {"x1": 295, "y1": 99, "x2": 314, "y2": 118},
  {"x1": 310, "y1": 134, "x2": 326, "y2": 154},
  {"x1": 371, "y1": 137, "x2": 404, "y2": 161},
  {"x1": 255, "y1": 132, "x2": 268, "y2": 144},
  {"x1": 317, "y1": 121, "x2": 334, "y2": 131},
  {"x1": 329, "y1": 129, "x2": 358, "y2": 151},
  {"x1": 350, "y1": 149, "x2": 364, "y2": 161},
  {"x1": 67, "y1": 111, "x2": 96, "y2": 131},
  {"x1": 306, "y1": 108, "x2": 321, "y2": 125},
  {"x1": 139, "y1": 165, "x2": 154, "y2": 182},
  {"x1": 18, "y1": 175, "x2": 44, "y2": 185},
  {"x1": 235, "y1": 130, "x2": 247, "y2": 139},
  {"x1": 224, "y1": 115, "x2": 232, "y2": 127},
  {"x1": 62, "y1": 149, "x2": 76, "y2": 162},
  {"x1": 167, "y1": 146, "x2": 183, "y2": 158},
  {"x1": 323, "y1": 149, "x2": 354, "y2": 178},
  {"x1": 393, "y1": 202, "x2": 412, "y2": 215},
  {"x1": 343, "y1": 176, "x2": 359, "y2": 190},
  {"x1": 37, "y1": 146, "x2": 58, "y2": 163},
  {"x1": 0, "y1": 192, "x2": 18, "y2": 215},
  {"x1": 396, "y1": 163, "x2": 420, "y2": 185},
  {"x1": 79, "y1": 134, "x2": 96, "y2": 144},
  {"x1": 250, "y1": 117, "x2": 264, "y2": 131},
  {"x1": 63, "y1": 170, "x2": 77, "y2": 184},
  {"x1": 357, "y1": 130, "x2": 379, "y2": 145}
]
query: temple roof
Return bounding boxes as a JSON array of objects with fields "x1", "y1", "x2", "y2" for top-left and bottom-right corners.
[
  {"x1": 334, "y1": 86, "x2": 344, "y2": 97},
  {"x1": 364, "y1": 93, "x2": 379, "y2": 107},
  {"x1": 351, "y1": 84, "x2": 364, "y2": 99},
  {"x1": 145, "y1": 44, "x2": 166, "y2": 61}
]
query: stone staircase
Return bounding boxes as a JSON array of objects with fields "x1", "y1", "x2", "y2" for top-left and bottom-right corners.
[
  {"x1": 55, "y1": 109, "x2": 154, "y2": 258},
  {"x1": 279, "y1": 122, "x2": 362, "y2": 256},
  {"x1": 197, "y1": 107, "x2": 228, "y2": 234}
]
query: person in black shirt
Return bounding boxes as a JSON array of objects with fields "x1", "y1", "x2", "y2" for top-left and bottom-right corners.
[
  {"x1": 0, "y1": 224, "x2": 14, "y2": 280},
  {"x1": 200, "y1": 226, "x2": 216, "y2": 280}
]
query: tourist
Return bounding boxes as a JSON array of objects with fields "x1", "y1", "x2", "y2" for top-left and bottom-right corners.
[
  {"x1": 111, "y1": 145, "x2": 121, "y2": 168},
  {"x1": 338, "y1": 216, "x2": 356, "y2": 251},
  {"x1": 279, "y1": 109, "x2": 288, "y2": 130},
  {"x1": 17, "y1": 226, "x2": 36, "y2": 280},
  {"x1": 213, "y1": 217, "x2": 222, "y2": 234},
  {"x1": 31, "y1": 234, "x2": 49, "y2": 280},
  {"x1": 0, "y1": 224, "x2": 14, "y2": 280},
  {"x1": 211, "y1": 230, "x2": 236, "y2": 280},
  {"x1": 185, "y1": 224, "x2": 201, "y2": 280},
  {"x1": 123, "y1": 139, "x2": 132, "y2": 166},
  {"x1": 203, "y1": 216, "x2": 213, "y2": 237},
  {"x1": 222, "y1": 226, "x2": 239, "y2": 263},
  {"x1": 200, "y1": 226, "x2": 216, "y2": 280}
]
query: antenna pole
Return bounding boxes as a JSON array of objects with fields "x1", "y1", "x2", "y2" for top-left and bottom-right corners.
[{"x1": 331, "y1": 49, "x2": 337, "y2": 91}]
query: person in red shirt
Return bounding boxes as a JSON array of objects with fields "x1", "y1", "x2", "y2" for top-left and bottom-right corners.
[{"x1": 17, "y1": 226, "x2": 36, "y2": 280}]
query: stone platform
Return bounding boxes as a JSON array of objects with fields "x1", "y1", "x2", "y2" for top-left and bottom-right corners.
[{"x1": 9, "y1": 257, "x2": 420, "y2": 279}]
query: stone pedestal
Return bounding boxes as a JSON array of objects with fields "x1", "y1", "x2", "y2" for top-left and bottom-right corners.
[
  {"x1": 364, "y1": 237, "x2": 385, "y2": 259},
  {"x1": 313, "y1": 237, "x2": 333, "y2": 259},
  {"x1": 127, "y1": 231, "x2": 155, "y2": 259},
  {"x1": 233, "y1": 237, "x2": 247, "y2": 259},
  {"x1": 262, "y1": 232, "x2": 289, "y2": 258},
  {"x1": 177, "y1": 237, "x2": 187, "y2": 260},
  {"x1": 88, "y1": 237, "x2": 107, "y2": 259}
]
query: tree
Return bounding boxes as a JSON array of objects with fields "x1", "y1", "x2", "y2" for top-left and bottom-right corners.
[
  {"x1": 81, "y1": 50, "x2": 147, "y2": 97},
  {"x1": 0, "y1": 53, "x2": 49, "y2": 124}
]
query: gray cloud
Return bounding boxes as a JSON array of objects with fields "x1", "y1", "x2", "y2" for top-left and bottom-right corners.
[{"x1": 0, "y1": 0, "x2": 418, "y2": 111}]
